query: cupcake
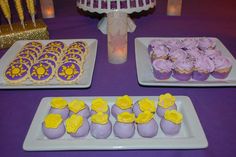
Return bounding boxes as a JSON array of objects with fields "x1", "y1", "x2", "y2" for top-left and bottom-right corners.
[
  {"x1": 203, "y1": 49, "x2": 221, "y2": 59},
  {"x1": 181, "y1": 38, "x2": 198, "y2": 50},
  {"x1": 42, "y1": 114, "x2": 65, "y2": 139},
  {"x1": 113, "y1": 112, "x2": 135, "y2": 138},
  {"x1": 156, "y1": 93, "x2": 177, "y2": 117},
  {"x1": 49, "y1": 98, "x2": 69, "y2": 120},
  {"x1": 111, "y1": 95, "x2": 133, "y2": 119},
  {"x1": 150, "y1": 45, "x2": 169, "y2": 61},
  {"x1": 152, "y1": 59, "x2": 173, "y2": 80},
  {"x1": 136, "y1": 111, "x2": 158, "y2": 138},
  {"x1": 198, "y1": 38, "x2": 216, "y2": 50},
  {"x1": 90, "y1": 112, "x2": 112, "y2": 139},
  {"x1": 211, "y1": 56, "x2": 232, "y2": 79},
  {"x1": 172, "y1": 59, "x2": 194, "y2": 81},
  {"x1": 160, "y1": 110, "x2": 183, "y2": 135},
  {"x1": 68, "y1": 99, "x2": 90, "y2": 118},
  {"x1": 192, "y1": 55, "x2": 215, "y2": 81},
  {"x1": 65, "y1": 114, "x2": 90, "y2": 138},
  {"x1": 133, "y1": 98, "x2": 156, "y2": 117},
  {"x1": 185, "y1": 48, "x2": 202, "y2": 61},
  {"x1": 169, "y1": 49, "x2": 187, "y2": 62},
  {"x1": 91, "y1": 98, "x2": 110, "y2": 116},
  {"x1": 148, "y1": 39, "x2": 165, "y2": 55},
  {"x1": 165, "y1": 39, "x2": 183, "y2": 51}
]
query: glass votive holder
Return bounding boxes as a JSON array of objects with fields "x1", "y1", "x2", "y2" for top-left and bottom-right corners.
[
  {"x1": 167, "y1": 0, "x2": 182, "y2": 16},
  {"x1": 40, "y1": 0, "x2": 55, "y2": 18}
]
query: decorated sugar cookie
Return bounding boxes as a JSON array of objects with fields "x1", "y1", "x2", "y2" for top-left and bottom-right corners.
[
  {"x1": 17, "y1": 49, "x2": 37, "y2": 60},
  {"x1": 45, "y1": 41, "x2": 65, "y2": 49},
  {"x1": 65, "y1": 48, "x2": 83, "y2": 55},
  {"x1": 38, "y1": 53, "x2": 58, "y2": 62},
  {"x1": 24, "y1": 41, "x2": 43, "y2": 49},
  {"x1": 29, "y1": 62, "x2": 55, "y2": 83},
  {"x1": 62, "y1": 54, "x2": 84, "y2": 64},
  {"x1": 4, "y1": 63, "x2": 29, "y2": 84},
  {"x1": 42, "y1": 46, "x2": 63, "y2": 57},
  {"x1": 39, "y1": 59, "x2": 57, "y2": 68},
  {"x1": 56, "y1": 62, "x2": 82, "y2": 83}
]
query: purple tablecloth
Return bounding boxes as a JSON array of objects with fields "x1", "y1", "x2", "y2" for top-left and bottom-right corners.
[{"x1": 1, "y1": 0, "x2": 236, "y2": 156}]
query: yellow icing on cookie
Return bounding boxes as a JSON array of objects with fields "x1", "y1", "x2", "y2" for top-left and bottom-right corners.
[
  {"x1": 91, "y1": 98, "x2": 108, "y2": 113},
  {"x1": 135, "y1": 111, "x2": 154, "y2": 124},
  {"x1": 68, "y1": 99, "x2": 86, "y2": 113},
  {"x1": 51, "y1": 97, "x2": 67, "y2": 109},
  {"x1": 158, "y1": 93, "x2": 176, "y2": 109},
  {"x1": 91, "y1": 112, "x2": 108, "y2": 124},
  {"x1": 117, "y1": 112, "x2": 135, "y2": 123},
  {"x1": 65, "y1": 114, "x2": 83, "y2": 133},
  {"x1": 115, "y1": 95, "x2": 133, "y2": 110},
  {"x1": 138, "y1": 98, "x2": 156, "y2": 112},
  {"x1": 164, "y1": 110, "x2": 183, "y2": 124},
  {"x1": 44, "y1": 114, "x2": 63, "y2": 129}
]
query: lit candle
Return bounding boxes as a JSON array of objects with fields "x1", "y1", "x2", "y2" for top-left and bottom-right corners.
[
  {"x1": 167, "y1": 0, "x2": 182, "y2": 16},
  {"x1": 107, "y1": 12, "x2": 128, "y2": 64},
  {"x1": 40, "y1": 0, "x2": 55, "y2": 18}
]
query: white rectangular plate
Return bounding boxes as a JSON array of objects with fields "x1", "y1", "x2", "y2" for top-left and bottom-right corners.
[
  {"x1": 135, "y1": 37, "x2": 236, "y2": 86},
  {"x1": 23, "y1": 96, "x2": 208, "y2": 151},
  {"x1": 0, "y1": 39, "x2": 98, "y2": 89}
]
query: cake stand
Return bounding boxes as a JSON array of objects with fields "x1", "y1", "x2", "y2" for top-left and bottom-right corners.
[{"x1": 77, "y1": 0, "x2": 156, "y2": 64}]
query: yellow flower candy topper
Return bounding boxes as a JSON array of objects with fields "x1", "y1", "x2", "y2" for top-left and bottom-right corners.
[
  {"x1": 68, "y1": 99, "x2": 86, "y2": 113},
  {"x1": 91, "y1": 98, "x2": 108, "y2": 113},
  {"x1": 164, "y1": 110, "x2": 183, "y2": 125},
  {"x1": 51, "y1": 97, "x2": 67, "y2": 109},
  {"x1": 135, "y1": 111, "x2": 154, "y2": 124},
  {"x1": 158, "y1": 93, "x2": 176, "y2": 109},
  {"x1": 138, "y1": 98, "x2": 156, "y2": 112},
  {"x1": 115, "y1": 95, "x2": 133, "y2": 110},
  {"x1": 65, "y1": 115, "x2": 83, "y2": 133},
  {"x1": 44, "y1": 114, "x2": 63, "y2": 129},
  {"x1": 117, "y1": 112, "x2": 135, "y2": 123},
  {"x1": 91, "y1": 112, "x2": 109, "y2": 125}
]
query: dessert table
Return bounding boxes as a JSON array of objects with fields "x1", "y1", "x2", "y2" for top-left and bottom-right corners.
[{"x1": 1, "y1": 0, "x2": 236, "y2": 156}]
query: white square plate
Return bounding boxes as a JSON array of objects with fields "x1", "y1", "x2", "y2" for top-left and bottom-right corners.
[
  {"x1": 23, "y1": 96, "x2": 208, "y2": 151},
  {"x1": 0, "y1": 39, "x2": 98, "y2": 89},
  {"x1": 135, "y1": 37, "x2": 236, "y2": 86}
]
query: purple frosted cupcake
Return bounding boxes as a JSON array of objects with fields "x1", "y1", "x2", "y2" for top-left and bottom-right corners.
[
  {"x1": 169, "y1": 49, "x2": 187, "y2": 62},
  {"x1": 111, "y1": 95, "x2": 133, "y2": 119},
  {"x1": 156, "y1": 93, "x2": 177, "y2": 117},
  {"x1": 148, "y1": 39, "x2": 165, "y2": 55},
  {"x1": 65, "y1": 114, "x2": 90, "y2": 138},
  {"x1": 211, "y1": 56, "x2": 232, "y2": 79},
  {"x1": 198, "y1": 38, "x2": 216, "y2": 50},
  {"x1": 90, "y1": 112, "x2": 112, "y2": 139},
  {"x1": 181, "y1": 38, "x2": 199, "y2": 50},
  {"x1": 114, "y1": 112, "x2": 135, "y2": 138},
  {"x1": 136, "y1": 111, "x2": 158, "y2": 138},
  {"x1": 42, "y1": 114, "x2": 65, "y2": 139},
  {"x1": 160, "y1": 110, "x2": 183, "y2": 136},
  {"x1": 172, "y1": 59, "x2": 194, "y2": 81},
  {"x1": 193, "y1": 55, "x2": 215, "y2": 81},
  {"x1": 49, "y1": 98, "x2": 69, "y2": 120},
  {"x1": 165, "y1": 39, "x2": 183, "y2": 51},
  {"x1": 152, "y1": 59, "x2": 173, "y2": 80},
  {"x1": 150, "y1": 45, "x2": 169, "y2": 61},
  {"x1": 68, "y1": 99, "x2": 90, "y2": 118},
  {"x1": 203, "y1": 49, "x2": 222, "y2": 59},
  {"x1": 185, "y1": 48, "x2": 202, "y2": 61}
]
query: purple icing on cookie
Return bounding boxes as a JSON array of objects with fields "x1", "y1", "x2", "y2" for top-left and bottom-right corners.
[
  {"x1": 62, "y1": 54, "x2": 83, "y2": 62},
  {"x1": 42, "y1": 122, "x2": 65, "y2": 139},
  {"x1": 11, "y1": 57, "x2": 32, "y2": 67},
  {"x1": 111, "y1": 105, "x2": 133, "y2": 119},
  {"x1": 70, "y1": 118, "x2": 90, "y2": 138},
  {"x1": 45, "y1": 41, "x2": 65, "y2": 49},
  {"x1": 29, "y1": 62, "x2": 54, "y2": 81},
  {"x1": 38, "y1": 53, "x2": 58, "y2": 61},
  {"x1": 23, "y1": 46, "x2": 41, "y2": 54},
  {"x1": 39, "y1": 59, "x2": 57, "y2": 68},
  {"x1": 49, "y1": 107, "x2": 69, "y2": 120},
  {"x1": 24, "y1": 41, "x2": 43, "y2": 49},
  {"x1": 65, "y1": 48, "x2": 83, "y2": 55},
  {"x1": 17, "y1": 50, "x2": 36, "y2": 61},
  {"x1": 90, "y1": 121, "x2": 112, "y2": 139},
  {"x1": 114, "y1": 122, "x2": 135, "y2": 138},
  {"x1": 42, "y1": 46, "x2": 63, "y2": 57},
  {"x1": 137, "y1": 119, "x2": 158, "y2": 138},
  {"x1": 160, "y1": 119, "x2": 181, "y2": 135},
  {"x1": 5, "y1": 63, "x2": 28, "y2": 81},
  {"x1": 57, "y1": 62, "x2": 81, "y2": 81}
]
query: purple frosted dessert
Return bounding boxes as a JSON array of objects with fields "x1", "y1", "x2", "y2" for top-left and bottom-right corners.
[
  {"x1": 172, "y1": 59, "x2": 194, "y2": 81},
  {"x1": 113, "y1": 112, "x2": 135, "y2": 138},
  {"x1": 198, "y1": 38, "x2": 216, "y2": 50},
  {"x1": 91, "y1": 98, "x2": 110, "y2": 116},
  {"x1": 193, "y1": 55, "x2": 215, "y2": 81},
  {"x1": 181, "y1": 38, "x2": 199, "y2": 50},
  {"x1": 185, "y1": 48, "x2": 202, "y2": 61},
  {"x1": 169, "y1": 49, "x2": 187, "y2": 62},
  {"x1": 160, "y1": 110, "x2": 183, "y2": 136},
  {"x1": 42, "y1": 114, "x2": 65, "y2": 139},
  {"x1": 148, "y1": 39, "x2": 165, "y2": 55},
  {"x1": 136, "y1": 111, "x2": 158, "y2": 138},
  {"x1": 65, "y1": 115, "x2": 90, "y2": 138},
  {"x1": 150, "y1": 45, "x2": 169, "y2": 61},
  {"x1": 203, "y1": 49, "x2": 222, "y2": 59},
  {"x1": 68, "y1": 99, "x2": 90, "y2": 118},
  {"x1": 111, "y1": 95, "x2": 133, "y2": 119},
  {"x1": 165, "y1": 39, "x2": 183, "y2": 51},
  {"x1": 133, "y1": 98, "x2": 156, "y2": 117},
  {"x1": 49, "y1": 98, "x2": 69, "y2": 120},
  {"x1": 90, "y1": 112, "x2": 112, "y2": 139},
  {"x1": 152, "y1": 59, "x2": 173, "y2": 80},
  {"x1": 156, "y1": 93, "x2": 177, "y2": 118},
  {"x1": 211, "y1": 56, "x2": 232, "y2": 79}
]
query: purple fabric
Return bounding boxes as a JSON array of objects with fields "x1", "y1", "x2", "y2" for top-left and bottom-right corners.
[{"x1": 1, "y1": 0, "x2": 236, "y2": 156}]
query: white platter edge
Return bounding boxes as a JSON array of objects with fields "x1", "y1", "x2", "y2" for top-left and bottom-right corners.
[
  {"x1": 23, "y1": 96, "x2": 208, "y2": 151},
  {"x1": 135, "y1": 37, "x2": 236, "y2": 87},
  {"x1": 0, "y1": 39, "x2": 98, "y2": 89}
]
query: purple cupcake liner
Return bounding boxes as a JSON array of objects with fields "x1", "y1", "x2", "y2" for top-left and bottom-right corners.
[
  {"x1": 211, "y1": 71, "x2": 230, "y2": 79},
  {"x1": 172, "y1": 70, "x2": 192, "y2": 81},
  {"x1": 153, "y1": 69, "x2": 172, "y2": 80},
  {"x1": 192, "y1": 71, "x2": 210, "y2": 81}
]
